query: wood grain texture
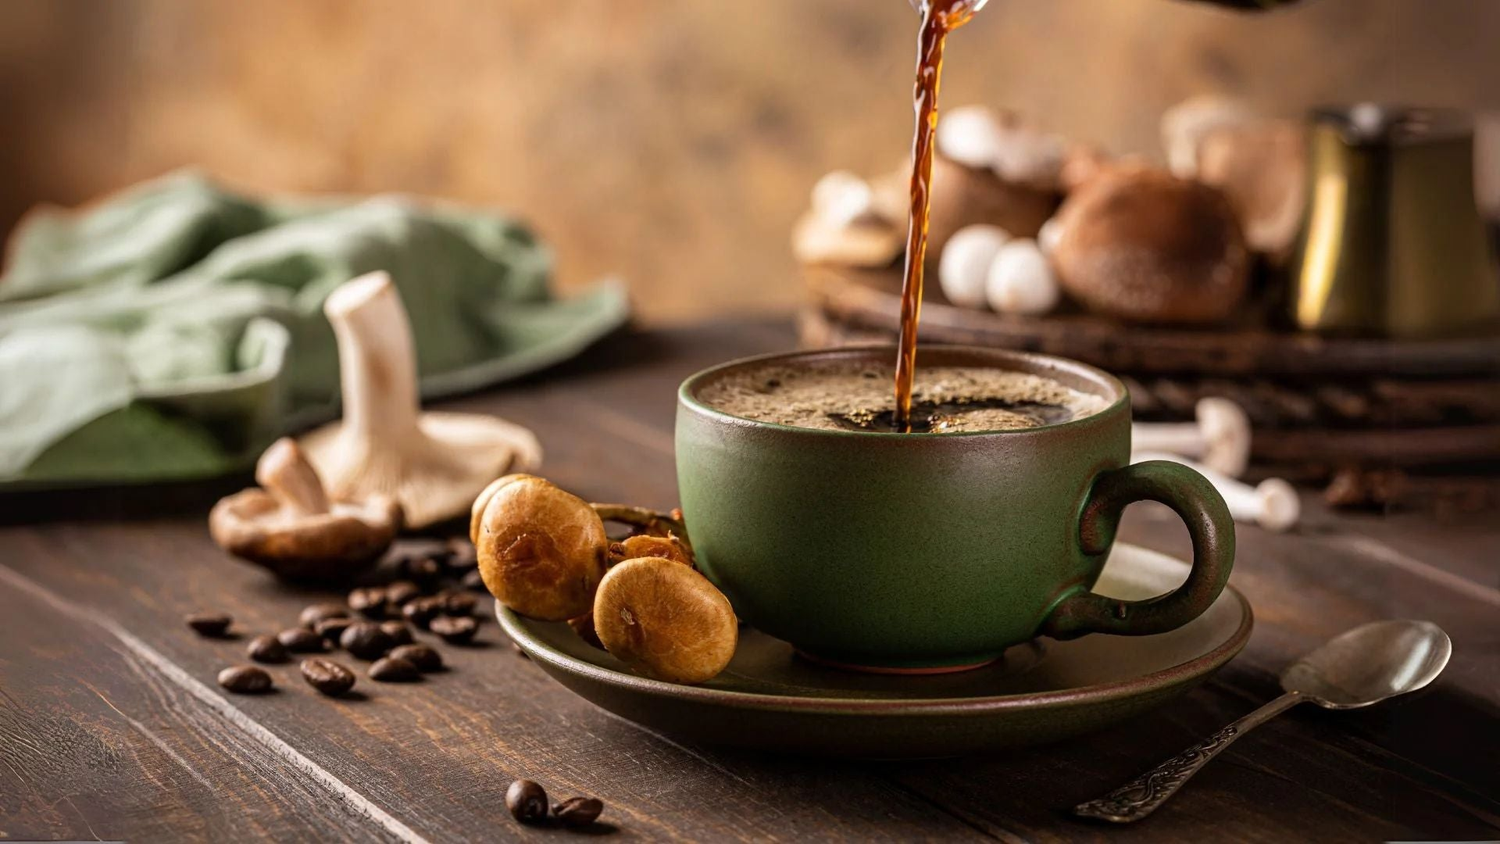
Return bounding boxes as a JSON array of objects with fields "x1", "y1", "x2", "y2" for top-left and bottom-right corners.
[
  {"x1": 1, "y1": 319, "x2": 1498, "y2": 842},
  {"x1": 3, "y1": 1, "x2": 1499, "y2": 322}
]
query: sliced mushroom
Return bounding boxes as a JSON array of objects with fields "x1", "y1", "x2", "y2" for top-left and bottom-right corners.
[
  {"x1": 210, "y1": 438, "x2": 401, "y2": 581},
  {"x1": 298, "y1": 272, "x2": 543, "y2": 529},
  {"x1": 473, "y1": 475, "x2": 608, "y2": 621},
  {"x1": 1195, "y1": 119, "x2": 1307, "y2": 262},
  {"x1": 593, "y1": 557, "x2": 737, "y2": 685},
  {"x1": 1049, "y1": 167, "x2": 1250, "y2": 325}
]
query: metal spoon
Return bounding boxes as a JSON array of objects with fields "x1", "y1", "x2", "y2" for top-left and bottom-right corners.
[{"x1": 1074, "y1": 619, "x2": 1452, "y2": 823}]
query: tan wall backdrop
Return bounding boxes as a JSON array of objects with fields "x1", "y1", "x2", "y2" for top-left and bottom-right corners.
[{"x1": 3, "y1": 0, "x2": 1497, "y2": 322}]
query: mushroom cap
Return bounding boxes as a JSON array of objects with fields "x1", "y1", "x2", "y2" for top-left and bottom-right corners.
[
  {"x1": 474, "y1": 476, "x2": 608, "y2": 621},
  {"x1": 1256, "y1": 478, "x2": 1301, "y2": 533},
  {"x1": 301, "y1": 412, "x2": 542, "y2": 531},
  {"x1": 1049, "y1": 167, "x2": 1250, "y2": 325},
  {"x1": 593, "y1": 557, "x2": 738, "y2": 685},
  {"x1": 939, "y1": 224, "x2": 1010, "y2": 309},
  {"x1": 1196, "y1": 119, "x2": 1307, "y2": 261},
  {"x1": 925, "y1": 153, "x2": 1059, "y2": 267},
  {"x1": 209, "y1": 489, "x2": 400, "y2": 581},
  {"x1": 470, "y1": 473, "x2": 538, "y2": 545}
]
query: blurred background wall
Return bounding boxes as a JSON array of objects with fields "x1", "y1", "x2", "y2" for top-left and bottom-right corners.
[{"x1": 3, "y1": 0, "x2": 1497, "y2": 323}]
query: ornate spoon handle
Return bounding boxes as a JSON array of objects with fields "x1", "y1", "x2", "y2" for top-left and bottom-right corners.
[{"x1": 1074, "y1": 691, "x2": 1304, "y2": 823}]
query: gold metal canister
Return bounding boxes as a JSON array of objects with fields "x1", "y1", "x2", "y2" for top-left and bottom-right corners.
[{"x1": 1290, "y1": 105, "x2": 1500, "y2": 337}]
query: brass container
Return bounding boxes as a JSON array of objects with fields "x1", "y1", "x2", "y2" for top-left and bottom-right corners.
[{"x1": 1290, "y1": 105, "x2": 1500, "y2": 337}]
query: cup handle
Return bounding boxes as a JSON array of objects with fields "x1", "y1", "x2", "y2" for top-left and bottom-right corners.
[{"x1": 1041, "y1": 460, "x2": 1236, "y2": 639}]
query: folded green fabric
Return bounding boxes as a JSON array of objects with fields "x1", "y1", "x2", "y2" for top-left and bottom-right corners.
[{"x1": 0, "y1": 171, "x2": 629, "y2": 487}]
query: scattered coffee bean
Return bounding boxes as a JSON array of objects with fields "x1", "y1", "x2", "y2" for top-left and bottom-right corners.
[
  {"x1": 404, "y1": 555, "x2": 444, "y2": 588},
  {"x1": 186, "y1": 612, "x2": 232, "y2": 638},
  {"x1": 461, "y1": 569, "x2": 487, "y2": 593},
  {"x1": 380, "y1": 621, "x2": 415, "y2": 646},
  {"x1": 441, "y1": 590, "x2": 478, "y2": 617},
  {"x1": 402, "y1": 596, "x2": 444, "y2": 629},
  {"x1": 300, "y1": 658, "x2": 357, "y2": 697},
  {"x1": 217, "y1": 665, "x2": 272, "y2": 694},
  {"x1": 506, "y1": 779, "x2": 549, "y2": 825},
  {"x1": 445, "y1": 539, "x2": 478, "y2": 571},
  {"x1": 430, "y1": 615, "x2": 479, "y2": 645},
  {"x1": 552, "y1": 796, "x2": 604, "y2": 828},
  {"x1": 347, "y1": 587, "x2": 389, "y2": 619},
  {"x1": 340, "y1": 622, "x2": 396, "y2": 660},
  {"x1": 390, "y1": 644, "x2": 443, "y2": 672},
  {"x1": 369, "y1": 656, "x2": 421, "y2": 682},
  {"x1": 247, "y1": 634, "x2": 290, "y2": 664},
  {"x1": 277, "y1": 627, "x2": 327, "y2": 653},
  {"x1": 315, "y1": 616, "x2": 354, "y2": 643},
  {"x1": 384, "y1": 580, "x2": 421, "y2": 607},
  {"x1": 300, "y1": 602, "x2": 350, "y2": 628}
]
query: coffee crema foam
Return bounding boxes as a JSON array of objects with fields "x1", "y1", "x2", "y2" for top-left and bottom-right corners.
[{"x1": 698, "y1": 362, "x2": 1109, "y2": 433}]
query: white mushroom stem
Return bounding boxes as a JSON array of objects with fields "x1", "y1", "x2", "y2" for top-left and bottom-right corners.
[
  {"x1": 1131, "y1": 397, "x2": 1252, "y2": 478},
  {"x1": 255, "y1": 438, "x2": 329, "y2": 515},
  {"x1": 325, "y1": 271, "x2": 422, "y2": 447},
  {"x1": 1133, "y1": 451, "x2": 1300, "y2": 533}
]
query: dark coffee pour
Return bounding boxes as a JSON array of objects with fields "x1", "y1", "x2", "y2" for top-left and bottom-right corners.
[{"x1": 830, "y1": 397, "x2": 1074, "y2": 434}]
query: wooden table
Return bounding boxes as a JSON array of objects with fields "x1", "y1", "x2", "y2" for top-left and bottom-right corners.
[{"x1": 2, "y1": 318, "x2": 1497, "y2": 842}]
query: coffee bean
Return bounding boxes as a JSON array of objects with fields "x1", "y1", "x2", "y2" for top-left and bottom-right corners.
[
  {"x1": 401, "y1": 596, "x2": 443, "y2": 629},
  {"x1": 300, "y1": 658, "x2": 356, "y2": 697},
  {"x1": 441, "y1": 590, "x2": 478, "y2": 617},
  {"x1": 277, "y1": 628, "x2": 326, "y2": 653},
  {"x1": 506, "y1": 779, "x2": 549, "y2": 825},
  {"x1": 186, "y1": 612, "x2": 232, "y2": 638},
  {"x1": 247, "y1": 634, "x2": 290, "y2": 664},
  {"x1": 347, "y1": 587, "x2": 388, "y2": 619},
  {"x1": 404, "y1": 556, "x2": 444, "y2": 588},
  {"x1": 300, "y1": 603, "x2": 350, "y2": 628},
  {"x1": 315, "y1": 617, "x2": 354, "y2": 643},
  {"x1": 380, "y1": 621, "x2": 415, "y2": 646},
  {"x1": 217, "y1": 665, "x2": 272, "y2": 694},
  {"x1": 430, "y1": 615, "x2": 479, "y2": 645},
  {"x1": 445, "y1": 539, "x2": 478, "y2": 571},
  {"x1": 340, "y1": 622, "x2": 396, "y2": 660},
  {"x1": 461, "y1": 569, "x2": 487, "y2": 593},
  {"x1": 389, "y1": 644, "x2": 443, "y2": 672},
  {"x1": 552, "y1": 796, "x2": 604, "y2": 828},
  {"x1": 384, "y1": 580, "x2": 421, "y2": 606},
  {"x1": 369, "y1": 656, "x2": 421, "y2": 682}
]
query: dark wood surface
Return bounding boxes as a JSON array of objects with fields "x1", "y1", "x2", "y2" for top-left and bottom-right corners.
[{"x1": 2, "y1": 318, "x2": 1497, "y2": 843}]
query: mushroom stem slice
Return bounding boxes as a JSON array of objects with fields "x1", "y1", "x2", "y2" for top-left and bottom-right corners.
[{"x1": 300, "y1": 271, "x2": 544, "y2": 529}]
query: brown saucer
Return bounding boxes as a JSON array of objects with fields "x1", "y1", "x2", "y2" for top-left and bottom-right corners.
[{"x1": 498, "y1": 542, "x2": 1252, "y2": 758}]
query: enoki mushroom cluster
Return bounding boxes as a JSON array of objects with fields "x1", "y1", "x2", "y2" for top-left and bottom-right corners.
[{"x1": 472, "y1": 475, "x2": 737, "y2": 685}]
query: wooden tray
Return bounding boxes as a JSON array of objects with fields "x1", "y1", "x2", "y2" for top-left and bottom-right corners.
[{"x1": 805, "y1": 266, "x2": 1500, "y2": 379}]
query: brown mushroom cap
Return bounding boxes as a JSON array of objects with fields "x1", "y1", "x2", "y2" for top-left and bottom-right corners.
[
  {"x1": 474, "y1": 477, "x2": 608, "y2": 621},
  {"x1": 593, "y1": 557, "x2": 738, "y2": 685},
  {"x1": 1049, "y1": 167, "x2": 1250, "y2": 324},
  {"x1": 610, "y1": 534, "x2": 694, "y2": 568},
  {"x1": 1196, "y1": 119, "x2": 1307, "y2": 263},
  {"x1": 209, "y1": 439, "x2": 400, "y2": 582},
  {"x1": 470, "y1": 473, "x2": 537, "y2": 545}
]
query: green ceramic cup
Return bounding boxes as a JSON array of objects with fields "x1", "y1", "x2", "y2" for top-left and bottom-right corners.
[{"x1": 675, "y1": 345, "x2": 1236, "y2": 673}]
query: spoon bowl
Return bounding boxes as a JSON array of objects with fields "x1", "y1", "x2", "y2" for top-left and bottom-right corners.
[{"x1": 1280, "y1": 619, "x2": 1452, "y2": 709}]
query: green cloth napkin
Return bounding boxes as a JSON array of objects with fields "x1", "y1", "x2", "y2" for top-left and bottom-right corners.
[{"x1": 0, "y1": 171, "x2": 629, "y2": 487}]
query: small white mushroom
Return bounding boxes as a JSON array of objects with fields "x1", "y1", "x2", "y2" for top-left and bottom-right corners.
[
  {"x1": 985, "y1": 239, "x2": 1059, "y2": 316},
  {"x1": 1036, "y1": 217, "x2": 1063, "y2": 255},
  {"x1": 938, "y1": 224, "x2": 1010, "y2": 308},
  {"x1": 810, "y1": 170, "x2": 878, "y2": 228},
  {"x1": 936, "y1": 105, "x2": 1007, "y2": 170},
  {"x1": 1131, "y1": 397, "x2": 1252, "y2": 478},
  {"x1": 792, "y1": 171, "x2": 904, "y2": 267},
  {"x1": 1133, "y1": 451, "x2": 1300, "y2": 533},
  {"x1": 298, "y1": 272, "x2": 543, "y2": 529}
]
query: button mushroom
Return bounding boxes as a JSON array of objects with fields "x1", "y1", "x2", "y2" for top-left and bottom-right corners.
[
  {"x1": 1048, "y1": 167, "x2": 1250, "y2": 324},
  {"x1": 297, "y1": 271, "x2": 542, "y2": 529},
  {"x1": 1132, "y1": 397, "x2": 1252, "y2": 478},
  {"x1": 938, "y1": 224, "x2": 1010, "y2": 309},
  {"x1": 209, "y1": 438, "x2": 401, "y2": 581},
  {"x1": 985, "y1": 238, "x2": 1060, "y2": 316},
  {"x1": 473, "y1": 475, "x2": 608, "y2": 621},
  {"x1": 593, "y1": 556, "x2": 738, "y2": 685}
]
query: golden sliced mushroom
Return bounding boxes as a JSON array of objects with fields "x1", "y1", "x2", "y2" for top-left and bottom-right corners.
[
  {"x1": 593, "y1": 557, "x2": 738, "y2": 685},
  {"x1": 209, "y1": 438, "x2": 401, "y2": 581},
  {"x1": 299, "y1": 272, "x2": 543, "y2": 530},
  {"x1": 473, "y1": 476, "x2": 608, "y2": 621}
]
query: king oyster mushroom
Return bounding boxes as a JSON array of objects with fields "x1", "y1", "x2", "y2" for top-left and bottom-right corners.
[
  {"x1": 298, "y1": 272, "x2": 542, "y2": 530},
  {"x1": 210, "y1": 438, "x2": 401, "y2": 581},
  {"x1": 1048, "y1": 166, "x2": 1250, "y2": 325}
]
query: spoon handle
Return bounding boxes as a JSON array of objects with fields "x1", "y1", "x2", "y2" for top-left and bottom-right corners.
[{"x1": 1074, "y1": 691, "x2": 1304, "y2": 823}]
